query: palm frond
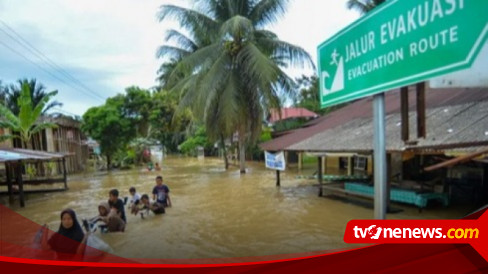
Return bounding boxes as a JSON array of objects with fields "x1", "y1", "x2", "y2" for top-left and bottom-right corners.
[
  {"x1": 249, "y1": 0, "x2": 289, "y2": 27},
  {"x1": 156, "y1": 45, "x2": 191, "y2": 60},
  {"x1": 199, "y1": 53, "x2": 232, "y2": 113},
  {"x1": 0, "y1": 104, "x2": 20, "y2": 128},
  {"x1": 42, "y1": 100, "x2": 63, "y2": 114},
  {"x1": 257, "y1": 38, "x2": 315, "y2": 69},
  {"x1": 158, "y1": 5, "x2": 218, "y2": 35},
  {"x1": 236, "y1": 42, "x2": 280, "y2": 86},
  {"x1": 166, "y1": 43, "x2": 221, "y2": 85},
  {"x1": 164, "y1": 29, "x2": 199, "y2": 52},
  {"x1": 31, "y1": 90, "x2": 57, "y2": 126},
  {"x1": 18, "y1": 83, "x2": 34, "y2": 132}
]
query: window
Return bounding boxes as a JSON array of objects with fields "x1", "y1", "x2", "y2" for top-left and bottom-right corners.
[{"x1": 354, "y1": 156, "x2": 368, "y2": 171}]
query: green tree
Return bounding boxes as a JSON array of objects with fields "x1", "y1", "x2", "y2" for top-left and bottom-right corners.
[
  {"x1": 159, "y1": 0, "x2": 313, "y2": 173},
  {"x1": 0, "y1": 83, "x2": 57, "y2": 148},
  {"x1": 149, "y1": 90, "x2": 190, "y2": 153},
  {"x1": 346, "y1": 0, "x2": 386, "y2": 14},
  {"x1": 178, "y1": 126, "x2": 213, "y2": 156},
  {"x1": 4, "y1": 78, "x2": 62, "y2": 115},
  {"x1": 121, "y1": 86, "x2": 153, "y2": 137},
  {"x1": 82, "y1": 101, "x2": 135, "y2": 169},
  {"x1": 294, "y1": 75, "x2": 321, "y2": 114}
]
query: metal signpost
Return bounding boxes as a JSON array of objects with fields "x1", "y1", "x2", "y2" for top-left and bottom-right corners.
[
  {"x1": 317, "y1": 0, "x2": 488, "y2": 219},
  {"x1": 265, "y1": 151, "x2": 286, "y2": 187}
]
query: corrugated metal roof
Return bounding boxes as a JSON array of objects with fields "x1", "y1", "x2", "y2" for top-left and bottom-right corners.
[
  {"x1": 0, "y1": 148, "x2": 67, "y2": 163},
  {"x1": 288, "y1": 102, "x2": 488, "y2": 152},
  {"x1": 260, "y1": 86, "x2": 488, "y2": 152}
]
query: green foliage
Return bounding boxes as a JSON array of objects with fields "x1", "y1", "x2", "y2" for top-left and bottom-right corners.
[
  {"x1": 178, "y1": 126, "x2": 213, "y2": 156},
  {"x1": 149, "y1": 90, "x2": 190, "y2": 152},
  {"x1": 302, "y1": 155, "x2": 318, "y2": 165},
  {"x1": 81, "y1": 101, "x2": 135, "y2": 167},
  {"x1": 273, "y1": 118, "x2": 308, "y2": 132},
  {"x1": 294, "y1": 75, "x2": 321, "y2": 114},
  {"x1": 250, "y1": 127, "x2": 273, "y2": 161},
  {"x1": 159, "y1": 0, "x2": 315, "y2": 171},
  {"x1": 81, "y1": 86, "x2": 190, "y2": 167},
  {"x1": 25, "y1": 164, "x2": 37, "y2": 179},
  {"x1": 3, "y1": 78, "x2": 62, "y2": 115},
  {"x1": 0, "y1": 83, "x2": 58, "y2": 147},
  {"x1": 121, "y1": 86, "x2": 153, "y2": 136},
  {"x1": 259, "y1": 127, "x2": 272, "y2": 143},
  {"x1": 293, "y1": 74, "x2": 351, "y2": 119},
  {"x1": 46, "y1": 162, "x2": 57, "y2": 177}
]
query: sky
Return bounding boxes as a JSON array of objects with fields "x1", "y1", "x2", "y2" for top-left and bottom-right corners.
[{"x1": 0, "y1": 0, "x2": 359, "y2": 116}]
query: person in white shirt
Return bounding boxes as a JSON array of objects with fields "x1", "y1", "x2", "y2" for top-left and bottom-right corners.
[{"x1": 128, "y1": 187, "x2": 141, "y2": 215}]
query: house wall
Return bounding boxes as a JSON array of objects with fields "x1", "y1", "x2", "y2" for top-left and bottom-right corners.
[
  {"x1": 2, "y1": 121, "x2": 88, "y2": 174},
  {"x1": 45, "y1": 128, "x2": 55, "y2": 152},
  {"x1": 50, "y1": 126, "x2": 87, "y2": 173},
  {"x1": 326, "y1": 156, "x2": 340, "y2": 169},
  {"x1": 323, "y1": 156, "x2": 374, "y2": 176}
]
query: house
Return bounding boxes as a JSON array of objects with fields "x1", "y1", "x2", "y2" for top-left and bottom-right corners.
[
  {"x1": 260, "y1": 85, "x2": 488, "y2": 207},
  {"x1": 1, "y1": 114, "x2": 88, "y2": 173}
]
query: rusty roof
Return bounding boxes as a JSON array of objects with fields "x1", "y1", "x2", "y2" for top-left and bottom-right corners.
[
  {"x1": 0, "y1": 148, "x2": 67, "y2": 163},
  {"x1": 260, "y1": 86, "x2": 488, "y2": 152},
  {"x1": 268, "y1": 108, "x2": 319, "y2": 123}
]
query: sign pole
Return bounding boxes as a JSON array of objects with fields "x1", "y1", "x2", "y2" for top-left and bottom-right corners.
[
  {"x1": 276, "y1": 170, "x2": 280, "y2": 187},
  {"x1": 373, "y1": 93, "x2": 387, "y2": 219}
]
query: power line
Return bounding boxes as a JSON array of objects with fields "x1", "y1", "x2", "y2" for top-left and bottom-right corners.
[
  {"x1": 51, "y1": 108, "x2": 80, "y2": 117},
  {"x1": 0, "y1": 39, "x2": 89, "y2": 97},
  {"x1": 0, "y1": 20, "x2": 106, "y2": 102},
  {"x1": 0, "y1": 20, "x2": 106, "y2": 101}
]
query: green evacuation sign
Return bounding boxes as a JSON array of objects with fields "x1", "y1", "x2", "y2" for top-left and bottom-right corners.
[{"x1": 318, "y1": 0, "x2": 488, "y2": 108}]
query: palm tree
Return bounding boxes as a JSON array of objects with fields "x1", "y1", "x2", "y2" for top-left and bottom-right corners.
[
  {"x1": 0, "y1": 83, "x2": 57, "y2": 149},
  {"x1": 346, "y1": 0, "x2": 386, "y2": 14},
  {"x1": 4, "y1": 78, "x2": 62, "y2": 115},
  {"x1": 159, "y1": 0, "x2": 314, "y2": 173}
]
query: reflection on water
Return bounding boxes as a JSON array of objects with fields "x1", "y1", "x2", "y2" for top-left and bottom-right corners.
[{"x1": 2, "y1": 157, "x2": 473, "y2": 259}]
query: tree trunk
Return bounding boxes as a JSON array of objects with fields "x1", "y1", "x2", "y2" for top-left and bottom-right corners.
[
  {"x1": 220, "y1": 134, "x2": 229, "y2": 170},
  {"x1": 106, "y1": 154, "x2": 111, "y2": 170},
  {"x1": 238, "y1": 134, "x2": 246, "y2": 174}
]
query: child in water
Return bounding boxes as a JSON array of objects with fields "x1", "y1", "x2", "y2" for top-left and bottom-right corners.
[
  {"x1": 97, "y1": 202, "x2": 125, "y2": 232},
  {"x1": 128, "y1": 187, "x2": 141, "y2": 215},
  {"x1": 136, "y1": 194, "x2": 165, "y2": 218}
]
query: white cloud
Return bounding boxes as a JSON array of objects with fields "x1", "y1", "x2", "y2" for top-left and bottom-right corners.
[{"x1": 0, "y1": 0, "x2": 358, "y2": 115}]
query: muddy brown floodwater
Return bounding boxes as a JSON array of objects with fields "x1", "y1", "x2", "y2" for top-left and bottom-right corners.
[{"x1": 2, "y1": 157, "x2": 473, "y2": 259}]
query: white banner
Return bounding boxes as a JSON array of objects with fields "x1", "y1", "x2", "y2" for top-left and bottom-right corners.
[{"x1": 265, "y1": 151, "x2": 286, "y2": 171}]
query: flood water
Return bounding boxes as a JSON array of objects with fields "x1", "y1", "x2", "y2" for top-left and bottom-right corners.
[{"x1": 1, "y1": 157, "x2": 474, "y2": 259}]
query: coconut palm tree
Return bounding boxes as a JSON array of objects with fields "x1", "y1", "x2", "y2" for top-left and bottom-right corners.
[
  {"x1": 0, "y1": 83, "x2": 57, "y2": 148},
  {"x1": 4, "y1": 78, "x2": 62, "y2": 115},
  {"x1": 346, "y1": 0, "x2": 386, "y2": 14},
  {"x1": 159, "y1": 0, "x2": 314, "y2": 173}
]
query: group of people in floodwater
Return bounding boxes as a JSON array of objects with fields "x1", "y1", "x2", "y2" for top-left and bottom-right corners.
[{"x1": 39, "y1": 175, "x2": 171, "y2": 257}]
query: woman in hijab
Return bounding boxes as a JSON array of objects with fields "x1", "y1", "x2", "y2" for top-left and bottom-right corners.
[{"x1": 41, "y1": 209, "x2": 88, "y2": 256}]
